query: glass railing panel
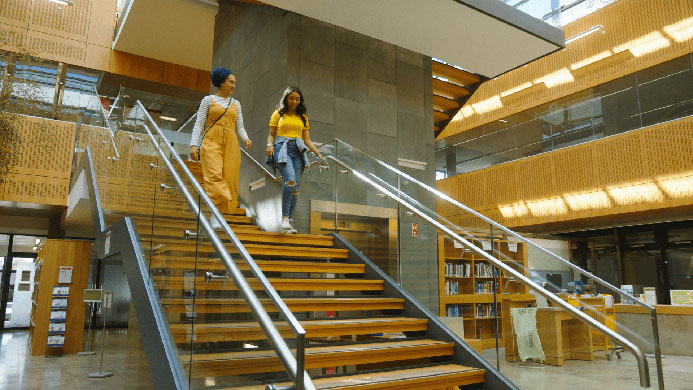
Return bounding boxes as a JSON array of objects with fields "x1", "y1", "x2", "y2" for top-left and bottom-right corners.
[
  {"x1": 327, "y1": 140, "x2": 402, "y2": 283},
  {"x1": 133, "y1": 103, "x2": 313, "y2": 389},
  {"x1": 324, "y1": 138, "x2": 660, "y2": 388},
  {"x1": 186, "y1": 199, "x2": 291, "y2": 389}
]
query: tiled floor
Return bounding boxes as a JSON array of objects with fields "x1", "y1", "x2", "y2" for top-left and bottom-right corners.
[
  {"x1": 1, "y1": 329, "x2": 692, "y2": 389},
  {"x1": 0, "y1": 330, "x2": 153, "y2": 390},
  {"x1": 481, "y1": 347, "x2": 693, "y2": 390}
]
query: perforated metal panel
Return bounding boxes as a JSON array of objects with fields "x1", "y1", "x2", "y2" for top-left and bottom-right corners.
[
  {"x1": 485, "y1": 164, "x2": 518, "y2": 206},
  {"x1": 13, "y1": 116, "x2": 76, "y2": 178},
  {"x1": 29, "y1": 0, "x2": 90, "y2": 41},
  {"x1": 26, "y1": 30, "x2": 86, "y2": 64},
  {"x1": 551, "y1": 144, "x2": 596, "y2": 194},
  {"x1": 594, "y1": 132, "x2": 647, "y2": 187},
  {"x1": 0, "y1": 0, "x2": 30, "y2": 28},
  {"x1": 0, "y1": 22, "x2": 27, "y2": 49},
  {"x1": 517, "y1": 156, "x2": 555, "y2": 200},
  {"x1": 2, "y1": 173, "x2": 68, "y2": 205},
  {"x1": 642, "y1": 118, "x2": 693, "y2": 177}
]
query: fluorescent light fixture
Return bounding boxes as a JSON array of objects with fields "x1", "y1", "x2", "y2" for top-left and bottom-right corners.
[
  {"x1": 159, "y1": 116, "x2": 178, "y2": 122},
  {"x1": 565, "y1": 25, "x2": 604, "y2": 44},
  {"x1": 499, "y1": 119, "x2": 508, "y2": 123},
  {"x1": 48, "y1": 0, "x2": 74, "y2": 5},
  {"x1": 35, "y1": 238, "x2": 41, "y2": 244}
]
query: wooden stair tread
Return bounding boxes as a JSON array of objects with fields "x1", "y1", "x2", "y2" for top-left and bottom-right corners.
[
  {"x1": 153, "y1": 276, "x2": 383, "y2": 291},
  {"x1": 107, "y1": 213, "x2": 252, "y2": 225},
  {"x1": 140, "y1": 231, "x2": 334, "y2": 247},
  {"x1": 161, "y1": 297, "x2": 405, "y2": 313},
  {"x1": 191, "y1": 339, "x2": 452, "y2": 361},
  {"x1": 185, "y1": 340, "x2": 455, "y2": 376},
  {"x1": 148, "y1": 241, "x2": 349, "y2": 259},
  {"x1": 169, "y1": 317, "x2": 427, "y2": 342},
  {"x1": 237, "y1": 364, "x2": 485, "y2": 390},
  {"x1": 150, "y1": 257, "x2": 363, "y2": 274}
]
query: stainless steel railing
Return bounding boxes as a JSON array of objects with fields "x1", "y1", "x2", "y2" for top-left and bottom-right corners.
[
  {"x1": 132, "y1": 101, "x2": 315, "y2": 390},
  {"x1": 322, "y1": 138, "x2": 664, "y2": 388},
  {"x1": 326, "y1": 154, "x2": 652, "y2": 388}
]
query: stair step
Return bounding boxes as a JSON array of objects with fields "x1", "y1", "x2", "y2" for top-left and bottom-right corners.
[
  {"x1": 148, "y1": 241, "x2": 349, "y2": 260},
  {"x1": 153, "y1": 276, "x2": 383, "y2": 292},
  {"x1": 150, "y1": 257, "x2": 364, "y2": 274},
  {"x1": 238, "y1": 364, "x2": 485, "y2": 390},
  {"x1": 161, "y1": 297, "x2": 405, "y2": 314},
  {"x1": 139, "y1": 230, "x2": 335, "y2": 247},
  {"x1": 120, "y1": 216, "x2": 260, "y2": 232},
  {"x1": 186, "y1": 339, "x2": 455, "y2": 377},
  {"x1": 169, "y1": 317, "x2": 428, "y2": 343},
  {"x1": 107, "y1": 212, "x2": 253, "y2": 226}
]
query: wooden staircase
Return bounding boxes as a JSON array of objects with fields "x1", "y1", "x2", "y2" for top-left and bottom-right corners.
[{"x1": 105, "y1": 161, "x2": 487, "y2": 389}]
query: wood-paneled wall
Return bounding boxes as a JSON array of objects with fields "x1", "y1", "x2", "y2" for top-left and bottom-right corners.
[
  {"x1": 30, "y1": 239, "x2": 91, "y2": 356},
  {"x1": 437, "y1": 116, "x2": 693, "y2": 231},
  {"x1": 0, "y1": 0, "x2": 209, "y2": 93},
  {"x1": 438, "y1": 0, "x2": 693, "y2": 140},
  {"x1": 1, "y1": 115, "x2": 76, "y2": 206}
]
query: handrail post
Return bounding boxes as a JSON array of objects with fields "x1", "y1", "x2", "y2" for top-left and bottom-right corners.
[{"x1": 650, "y1": 309, "x2": 664, "y2": 389}]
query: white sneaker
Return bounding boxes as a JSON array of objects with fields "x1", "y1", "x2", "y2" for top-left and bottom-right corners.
[
  {"x1": 280, "y1": 219, "x2": 297, "y2": 234},
  {"x1": 209, "y1": 217, "x2": 223, "y2": 230}
]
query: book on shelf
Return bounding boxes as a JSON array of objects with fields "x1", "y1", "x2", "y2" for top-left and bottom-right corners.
[
  {"x1": 444, "y1": 281, "x2": 459, "y2": 295},
  {"x1": 475, "y1": 303, "x2": 497, "y2": 318},
  {"x1": 445, "y1": 304, "x2": 472, "y2": 318},
  {"x1": 474, "y1": 281, "x2": 496, "y2": 294},
  {"x1": 445, "y1": 262, "x2": 471, "y2": 277},
  {"x1": 474, "y1": 262, "x2": 498, "y2": 277}
]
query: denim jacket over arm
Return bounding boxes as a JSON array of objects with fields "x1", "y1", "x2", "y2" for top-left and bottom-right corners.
[{"x1": 265, "y1": 136, "x2": 310, "y2": 174}]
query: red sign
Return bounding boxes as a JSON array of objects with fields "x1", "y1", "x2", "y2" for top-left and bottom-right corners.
[{"x1": 412, "y1": 223, "x2": 418, "y2": 237}]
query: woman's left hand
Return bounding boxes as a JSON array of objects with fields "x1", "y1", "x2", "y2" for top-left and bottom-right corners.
[{"x1": 245, "y1": 139, "x2": 252, "y2": 150}]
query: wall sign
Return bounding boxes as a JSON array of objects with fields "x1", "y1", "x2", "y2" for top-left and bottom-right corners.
[
  {"x1": 58, "y1": 266, "x2": 73, "y2": 284},
  {"x1": 412, "y1": 223, "x2": 418, "y2": 237}
]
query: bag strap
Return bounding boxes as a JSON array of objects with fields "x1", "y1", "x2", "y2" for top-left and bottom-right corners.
[{"x1": 201, "y1": 97, "x2": 233, "y2": 142}]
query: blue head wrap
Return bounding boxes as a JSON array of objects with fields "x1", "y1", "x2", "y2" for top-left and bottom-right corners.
[{"x1": 210, "y1": 67, "x2": 232, "y2": 88}]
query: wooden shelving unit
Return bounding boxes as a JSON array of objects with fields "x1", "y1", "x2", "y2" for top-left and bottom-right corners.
[
  {"x1": 28, "y1": 239, "x2": 91, "y2": 356},
  {"x1": 438, "y1": 235, "x2": 532, "y2": 349}
]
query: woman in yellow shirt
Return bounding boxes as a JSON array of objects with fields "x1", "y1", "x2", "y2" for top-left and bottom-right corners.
[{"x1": 265, "y1": 86, "x2": 324, "y2": 233}]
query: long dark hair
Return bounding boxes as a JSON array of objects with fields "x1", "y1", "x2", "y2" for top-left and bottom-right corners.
[{"x1": 277, "y1": 86, "x2": 307, "y2": 126}]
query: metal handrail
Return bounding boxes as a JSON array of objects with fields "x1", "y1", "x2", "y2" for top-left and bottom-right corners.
[
  {"x1": 92, "y1": 86, "x2": 120, "y2": 158},
  {"x1": 322, "y1": 138, "x2": 663, "y2": 388},
  {"x1": 327, "y1": 154, "x2": 651, "y2": 388},
  {"x1": 131, "y1": 102, "x2": 314, "y2": 390}
]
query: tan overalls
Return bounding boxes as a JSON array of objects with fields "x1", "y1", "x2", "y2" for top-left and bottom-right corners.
[{"x1": 200, "y1": 100, "x2": 240, "y2": 213}]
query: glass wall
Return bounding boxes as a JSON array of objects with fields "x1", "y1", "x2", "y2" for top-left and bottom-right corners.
[
  {"x1": 436, "y1": 53, "x2": 693, "y2": 179},
  {"x1": 564, "y1": 221, "x2": 693, "y2": 305}
]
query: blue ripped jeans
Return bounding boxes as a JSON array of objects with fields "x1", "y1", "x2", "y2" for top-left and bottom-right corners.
[{"x1": 274, "y1": 139, "x2": 305, "y2": 218}]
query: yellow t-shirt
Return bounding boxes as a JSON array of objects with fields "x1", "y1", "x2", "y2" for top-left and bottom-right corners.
[{"x1": 269, "y1": 110, "x2": 309, "y2": 139}]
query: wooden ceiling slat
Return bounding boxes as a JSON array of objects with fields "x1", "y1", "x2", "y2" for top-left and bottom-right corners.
[
  {"x1": 432, "y1": 61, "x2": 481, "y2": 87},
  {"x1": 434, "y1": 110, "x2": 450, "y2": 123},
  {"x1": 433, "y1": 79, "x2": 470, "y2": 100},
  {"x1": 432, "y1": 95, "x2": 459, "y2": 111}
]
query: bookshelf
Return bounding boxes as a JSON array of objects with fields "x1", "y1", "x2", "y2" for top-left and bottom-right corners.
[
  {"x1": 438, "y1": 235, "x2": 531, "y2": 349},
  {"x1": 29, "y1": 240, "x2": 91, "y2": 356}
]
